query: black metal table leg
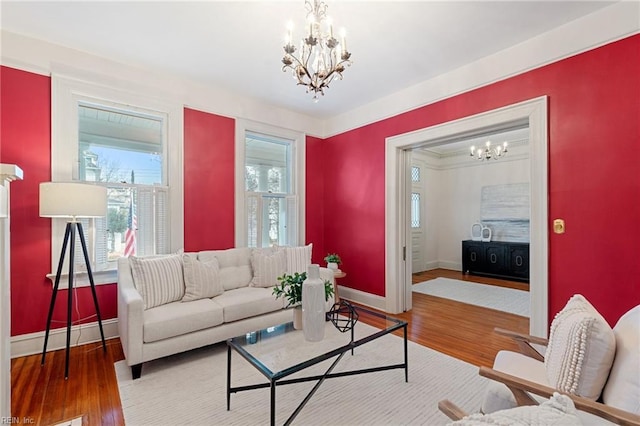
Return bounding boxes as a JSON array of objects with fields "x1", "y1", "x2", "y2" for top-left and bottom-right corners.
[
  {"x1": 404, "y1": 323, "x2": 408, "y2": 382},
  {"x1": 270, "y1": 380, "x2": 276, "y2": 426},
  {"x1": 227, "y1": 345, "x2": 232, "y2": 410}
]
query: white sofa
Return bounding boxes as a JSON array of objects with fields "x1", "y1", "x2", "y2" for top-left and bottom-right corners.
[{"x1": 117, "y1": 245, "x2": 334, "y2": 379}]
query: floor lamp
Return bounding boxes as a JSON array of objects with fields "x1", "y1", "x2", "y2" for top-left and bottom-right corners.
[{"x1": 39, "y1": 182, "x2": 108, "y2": 379}]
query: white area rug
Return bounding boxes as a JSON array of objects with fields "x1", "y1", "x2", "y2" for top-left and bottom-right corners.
[
  {"x1": 116, "y1": 322, "x2": 487, "y2": 425},
  {"x1": 413, "y1": 277, "x2": 529, "y2": 317}
]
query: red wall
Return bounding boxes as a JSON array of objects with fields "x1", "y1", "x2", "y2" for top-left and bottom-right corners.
[
  {"x1": 2, "y1": 34, "x2": 638, "y2": 338},
  {"x1": 183, "y1": 108, "x2": 235, "y2": 251},
  {"x1": 1, "y1": 66, "x2": 118, "y2": 336},
  {"x1": 322, "y1": 34, "x2": 640, "y2": 325},
  {"x1": 305, "y1": 135, "x2": 326, "y2": 264}
]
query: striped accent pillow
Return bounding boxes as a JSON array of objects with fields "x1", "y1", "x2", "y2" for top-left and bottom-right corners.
[
  {"x1": 130, "y1": 254, "x2": 185, "y2": 309},
  {"x1": 285, "y1": 244, "x2": 313, "y2": 275},
  {"x1": 182, "y1": 254, "x2": 223, "y2": 302},
  {"x1": 250, "y1": 248, "x2": 287, "y2": 288}
]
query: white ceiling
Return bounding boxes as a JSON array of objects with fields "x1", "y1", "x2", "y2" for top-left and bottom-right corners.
[{"x1": 1, "y1": 1, "x2": 616, "y2": 119}]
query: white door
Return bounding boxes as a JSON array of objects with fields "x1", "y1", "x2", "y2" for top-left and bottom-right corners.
[{"x1": 410, "y1": 160, "x2": 427, "y2": 273}]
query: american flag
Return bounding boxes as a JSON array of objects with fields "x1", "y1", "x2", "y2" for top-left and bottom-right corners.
[{"x1": 124, "y1": 197, "x2": 136, "y2": 257}]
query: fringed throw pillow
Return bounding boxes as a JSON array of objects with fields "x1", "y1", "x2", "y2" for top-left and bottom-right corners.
[{"x1": 544, "y1": 294, "x2": 616, "y2": 400}]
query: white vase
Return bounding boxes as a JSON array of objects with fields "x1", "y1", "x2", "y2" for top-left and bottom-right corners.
[
  {"x1": 293, "y1": 306, "x2": 303, "y2": 330},
  {"x1": 327, "y1": 262, "x2": 338, "y2": 270},
  {"x1": 302, "y1": 264, "x2": 325, "y2": 342}
]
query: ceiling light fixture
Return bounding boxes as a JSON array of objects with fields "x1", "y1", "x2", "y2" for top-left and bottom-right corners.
[
  {"x1": 282, "y1": 0, "x2": 352, "y2": 102},
  {"x1": 470, "y1": 141, "x2": 508, "y2": 160}
]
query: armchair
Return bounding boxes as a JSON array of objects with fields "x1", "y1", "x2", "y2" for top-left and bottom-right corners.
[{"x1": 439, "y1": 297, "x2": 640, "y2": 425}]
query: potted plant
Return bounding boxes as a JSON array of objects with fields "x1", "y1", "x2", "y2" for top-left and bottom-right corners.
[
  {"x1": 273, "y1": 272, "x2": 334, "y2": 329},
  {"x1": 324, "y1": 253, "x2": 342, "y2": 271}
]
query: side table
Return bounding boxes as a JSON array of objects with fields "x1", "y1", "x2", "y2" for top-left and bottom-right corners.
[{"x1": 333, "y1": 270, "x2": 346, "y2": 301}]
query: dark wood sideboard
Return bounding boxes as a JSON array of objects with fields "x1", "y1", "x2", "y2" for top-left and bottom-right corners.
[{"x1": 462, "y1": 240, "x2": 529, "y2": 283}]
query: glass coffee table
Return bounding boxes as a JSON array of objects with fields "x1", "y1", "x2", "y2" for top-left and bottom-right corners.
[{"x1": 226, "y1": 304, "x2": 408, "y2": 425}]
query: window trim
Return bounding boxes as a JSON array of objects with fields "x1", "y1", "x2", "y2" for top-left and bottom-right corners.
[
  {"x1": 50, "y1": 75, "x2": 184, "y2": 288},
  {"x1": 235, "y1": 119, "x2": 305, "y2": 248}
]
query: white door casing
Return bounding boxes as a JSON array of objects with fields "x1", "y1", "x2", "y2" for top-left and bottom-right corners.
[{"x1": 385, "y1": 96, "x2": 549, "y2": 337}]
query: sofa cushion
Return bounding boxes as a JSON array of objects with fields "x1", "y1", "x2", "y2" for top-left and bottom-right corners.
[
  {"x1": 143, "y1": 298, "x2": 224, "y2": 343},
  {"x1": 130, "y1": 254, "x2": 185, "y2": 309},
  {"x1": 544, "y1": 294, "x2": 616, "y2": 400},
  {"x1": 199, "y1": 247, "x2": 252, "y2": 291},
  {"x1": 482, "y1": 350, "x2": 548, "y2": 414},
  {"x1": 213, "y1": 287, "x2": 284, "y2": 323},
  {"x1": 182, "y1": 254, "x2": 223, "y2": 302},
  {"x1": 250, "y1": 247, "x2": 286, "y2": 288},
  {"x1": 284, "y1": 244, "x2": 313, "y2": 274},
  {"x1": 602, "y1": 305, "x2": 640, "y2": 414}
]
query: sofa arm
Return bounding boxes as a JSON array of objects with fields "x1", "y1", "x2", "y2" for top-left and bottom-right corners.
[
  {"x1": 479, "y1": 367, "x2": 640, "y2": 425},
  {"x1": 494, "y1": 328, "x2": 547, "y2": 362},
  {"x1": 117, "y1": 257, "x2": 144, "y2": 367}
]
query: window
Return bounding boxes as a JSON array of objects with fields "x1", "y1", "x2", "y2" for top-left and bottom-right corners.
[
  {"x1": 411, "y1": 166, "x2": 420, "y2": 182},
  {"x1": 411, "y1": 192, "x2": 421, "y2": 228},
  {"x1": 77, "y1": 103, "x2": 169, "y2": 267},
  {"x1": 51, "y1": 75, "x2": 183, "y2": 287},
  {"x1": 235, "y1": 121, "x2": 305, "y2": 248},
  {"x1": 245, "y1": 132, "x2": 296, "y2": 247}
]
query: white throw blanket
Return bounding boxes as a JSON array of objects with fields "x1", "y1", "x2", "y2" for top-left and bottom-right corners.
[{"x1": 449, "y1": 392, "x2": 581, "y2": 425}]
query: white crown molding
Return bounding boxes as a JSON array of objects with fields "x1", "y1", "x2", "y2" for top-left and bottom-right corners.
[
  {"x1": 322, "y1": 1, "x2": 640, "y2": 138},
  {"x1": 1, "y1": 2, "x2": 638, "y2": 139},
  {"x1": 0, "y1": 30, "x2": 324, "y2": 138}
]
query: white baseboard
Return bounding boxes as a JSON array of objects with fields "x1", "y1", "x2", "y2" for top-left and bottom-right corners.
[
  {"x1": 438, "y1": 261, "x2": 461, "y2": 271},
  {"x1": 422, "y1": 261, "x2": 461, "y2": 272},
  {"x1": 337, "y1": 285, "x2": 386, "y2": 311},
  {"x1": 11, "y1": 319, "x2": 119, "y2": 358},
  {"x1": 425, "y1": 260, "x2": 439, "y2": 271}
]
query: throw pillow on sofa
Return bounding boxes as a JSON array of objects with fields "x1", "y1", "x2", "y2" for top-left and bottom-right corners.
[
  {"x1": 182, "y1": 254, "x2": 223, "y2": 302},
  {"x1": 250, "y1": 248, "x2": 286, "y2": 288},
  {"x1": 284, "y1": 243, "x2": 313, "y2": 275},
  {"x1": 130, "y1": 254, "x2": 185, "y2": 309},
  {"x1": 544, "y1": 294, "x2": 616, "y2": 400}
]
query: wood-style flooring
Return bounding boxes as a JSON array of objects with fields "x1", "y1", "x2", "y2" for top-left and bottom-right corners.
[{"x1": 11, "y1": 269, "x2": 529, "y2": 425}]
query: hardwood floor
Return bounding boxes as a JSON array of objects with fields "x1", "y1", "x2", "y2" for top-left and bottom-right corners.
[{"x1": 11, "y1": 269, "x2": 528, "y2": 425}]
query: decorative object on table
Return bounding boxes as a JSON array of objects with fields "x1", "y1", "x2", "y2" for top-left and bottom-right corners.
[
  {"x1": 324, "y1": 253, "x2": 342, "y2": 271},
  {"x1": 471, "y1": 222, "x2": 492, "y2": 242},
  {"x1": 481, "y1": 225, "x2": 492, "y2": 242},
  {"x1": 281, "y1": 0, "x2": 352, "y2": 101},
  {"x1": 273, "y1": 271, "x2": 334, "y2": 330},
  {"x1": 39, "y1": 181, "x2": 108, "y2": 379},
  {"x1": 293, "y1": 306, "x2": 303, "y2": 330},
  {"x1": 470, "y1": 222, "x2": 483, "y2": 241},
  {"x1": 328, "y1": 300, "x2": 359, "y2": 332},
  {"x1": 302, "y1": 264, "x2": 326, "y2": 341}
]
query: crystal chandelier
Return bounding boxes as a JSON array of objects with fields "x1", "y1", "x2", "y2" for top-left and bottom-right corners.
[
  {"x1": 470, "y1": 141, "x2": 508, "y2": 160},
  {"x1": 282, "y1": 0, "x2": 352, "y2": 101}
]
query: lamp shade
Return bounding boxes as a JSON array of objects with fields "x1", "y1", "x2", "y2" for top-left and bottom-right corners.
[{"x1": 39, "y1": 182, "x2": 107, "y2": 218}]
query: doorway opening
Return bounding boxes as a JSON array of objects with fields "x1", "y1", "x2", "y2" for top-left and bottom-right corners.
[{"x1": 385, "y1": 96, "x2": 548, "y2": 337}]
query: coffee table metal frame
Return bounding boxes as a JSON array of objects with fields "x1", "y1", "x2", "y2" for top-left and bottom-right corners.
[{"x1": 226, "y1": 307, "x2": 408, "y2": 426}]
